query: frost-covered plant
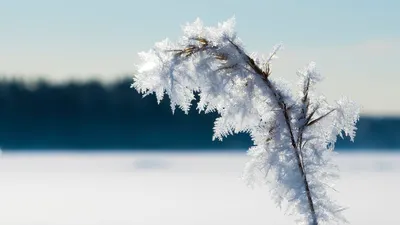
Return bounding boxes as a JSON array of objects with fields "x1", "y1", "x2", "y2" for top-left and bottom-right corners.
[{"x1": 132, "y1": 18, "x2": 359, "y2": 225}]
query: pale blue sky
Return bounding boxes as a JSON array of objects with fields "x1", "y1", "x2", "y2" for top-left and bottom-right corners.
[{"x1": 1, "y1": 0, "x2": 399, "y2": 115}]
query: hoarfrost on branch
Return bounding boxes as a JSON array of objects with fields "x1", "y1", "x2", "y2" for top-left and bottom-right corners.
[{"x1": 132, "y1": 18, "x2": 359, "y2": 225}]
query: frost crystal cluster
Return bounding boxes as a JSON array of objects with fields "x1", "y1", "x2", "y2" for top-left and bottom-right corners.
[{"x1": 132, "y1": 18, "x2": 359, "y2": 225}]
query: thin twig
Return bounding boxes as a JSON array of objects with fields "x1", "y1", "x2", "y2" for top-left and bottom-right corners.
[
  {"x1": 307, "y1": 109, "x2": 336, "y2": 127},
  {"x1": 227, "y1": 38, "x2": 318, "y2": 225},
  {"x1": 171, "y1": 37, "x2": 320, "y2": 224}
]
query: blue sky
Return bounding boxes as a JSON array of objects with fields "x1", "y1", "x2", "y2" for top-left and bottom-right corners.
[{"x1": 1, "y1": 0, "x2": 399, "y2": 115}]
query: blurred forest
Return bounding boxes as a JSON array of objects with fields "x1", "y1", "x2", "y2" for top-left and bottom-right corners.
[{"x1": 0, "y1": 77, "x2": 398, "y2": 151}]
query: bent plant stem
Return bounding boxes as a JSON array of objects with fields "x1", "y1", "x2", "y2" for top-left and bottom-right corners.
[
  {"x1": 173, "y1": 37, "x2": 319, "y2": 225},
  {"x1": 264, "y1": 79, "x2": 318, "y2": 225},
  {"x1": 228, "y1": 39, "x2": 319, "y2": 225}
]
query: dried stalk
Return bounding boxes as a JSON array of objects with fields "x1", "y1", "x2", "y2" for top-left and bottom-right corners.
[{"x1": 171, "y1": 37, "x2": 321, "y2": 225}]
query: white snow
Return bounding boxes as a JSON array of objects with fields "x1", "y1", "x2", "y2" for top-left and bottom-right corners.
[{"x1": 0, "y1": 151, "x2": 398, "y2": 225}]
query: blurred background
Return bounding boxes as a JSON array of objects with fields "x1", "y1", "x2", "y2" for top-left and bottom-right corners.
[
  {"x1": 1, "y1": 0, "x2": 399, "y2": 151},
  {"x1": 0, "y1": 77, "x2": 398, "y2": 151},
  {"x1": 0, "y1": 1, "x2": 399, "y2": 225}
]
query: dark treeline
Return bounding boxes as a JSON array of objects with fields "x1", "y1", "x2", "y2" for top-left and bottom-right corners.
[{"x1": 0, "y1": 78, "x2": 398, "y2": 151}]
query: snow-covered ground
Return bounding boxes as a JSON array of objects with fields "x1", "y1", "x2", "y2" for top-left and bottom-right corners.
[{"x1": 0, "y1": 151, "x2": 398, "y2": 225}]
